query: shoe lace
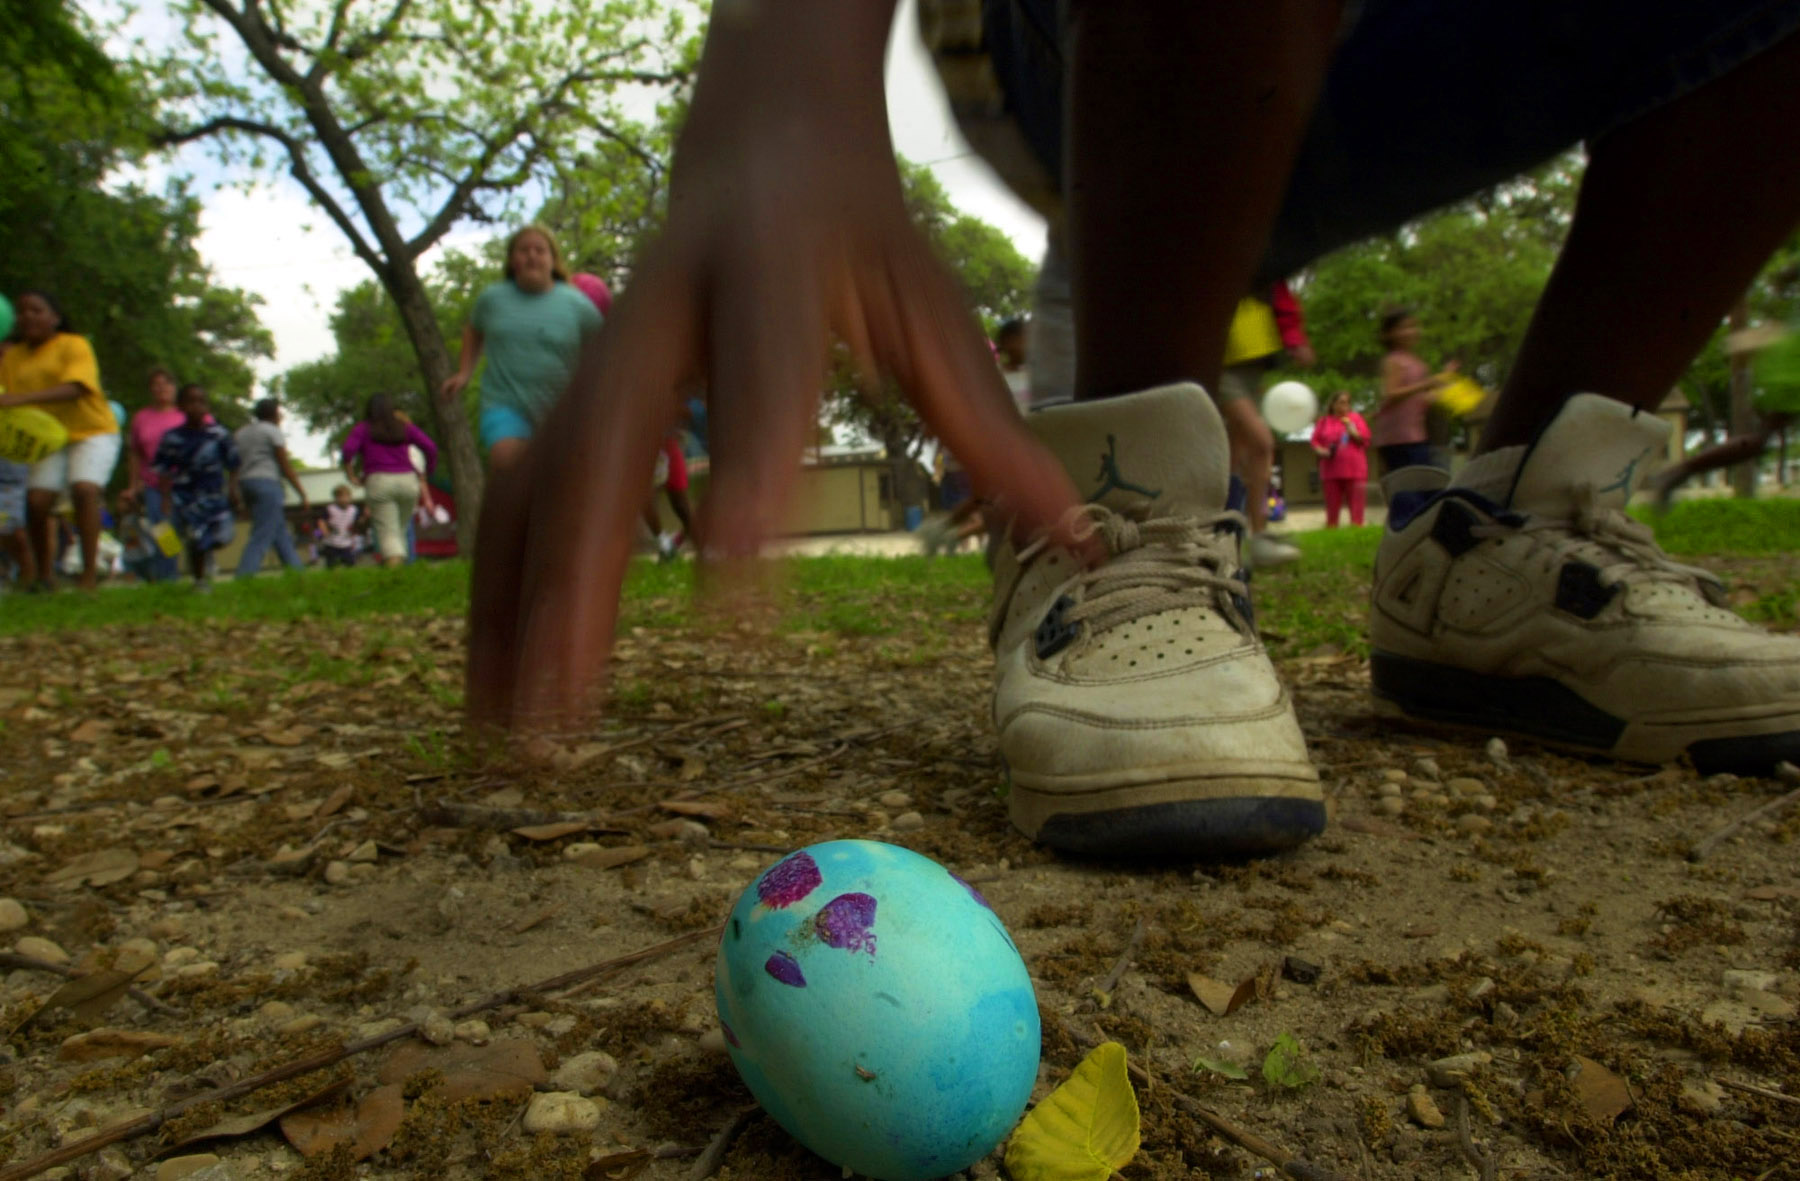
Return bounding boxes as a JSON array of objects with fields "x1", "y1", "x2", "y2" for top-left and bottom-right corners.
[
  {"x1": 1016, "y1": 502, "x2": 1252, "y2": 648},
  {"x1": 1472, "y1": 483, "x2": 1724, "y2": 601}
]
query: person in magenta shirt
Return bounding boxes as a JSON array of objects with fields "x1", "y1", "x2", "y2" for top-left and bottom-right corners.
[
  {"x1": 122, "y1": 368, "x2": 186, "y2": 580},
  {"x1": 1370, "y1": 309, "x2": 1453, "y2": 473},
  {"x1": 1310, "y1": 391, "x2": 1371, "y2": 527},
  {"x1": 341, "y1": 394, "x2": 438, "y2": 567}
]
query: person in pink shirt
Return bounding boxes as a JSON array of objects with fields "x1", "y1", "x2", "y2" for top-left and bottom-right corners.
[
  {"x1": 341, "y1": 394, "x2": 438, "y2": 567},
  {"x1": 122, "y1": 368, "x2": 185, "y2": 581},
  {"x1": 1371, "y1": 310, "x2": 1453, "y2": 473},
  {"x1": 1309, "y1": 391, "x2": 1370, "y2": 527}
]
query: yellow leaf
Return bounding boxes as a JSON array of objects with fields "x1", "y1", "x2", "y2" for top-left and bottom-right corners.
[{"x1": 1004, "y1": 1041, "x2": 1140, "y2": 1181}]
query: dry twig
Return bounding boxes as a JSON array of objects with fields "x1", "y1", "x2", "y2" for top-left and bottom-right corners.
[
  {"x1": 1716, "y1": 1078, "x2": 1800, "y2": 1108},
  {"x1": 0, "y1": 927, "x2": 722, "y2": 1181},
  {"x1": 1456, "y1": 1095, "x2": 1498, "y2": 1181},
  {"x1": 685, "y1": 1104, "x2": 759, "y2": 1180},
  {"x1": 0, "y1": 952, "x2": 177, "y2": 1016},
  {"x1": 1688, "y1": 785, "x2": 1800, "y2": 861}
]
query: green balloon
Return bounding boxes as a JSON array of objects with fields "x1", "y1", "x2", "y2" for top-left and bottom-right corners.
[{"x1": 0, "y1": 293, "x2": 12, "y2": 342}]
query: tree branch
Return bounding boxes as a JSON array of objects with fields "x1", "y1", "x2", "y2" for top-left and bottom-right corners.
[
  {"x1": 339, "y1": 0, "x2": 413, "y2": 62},
  {"x1": 156, "y1": 116, "x2": 384, "y2": 273}
]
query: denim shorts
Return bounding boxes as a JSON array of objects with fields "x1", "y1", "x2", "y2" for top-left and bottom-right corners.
[{"x1": 929, "y1": 0, "x2": 1800, "y2": 280}]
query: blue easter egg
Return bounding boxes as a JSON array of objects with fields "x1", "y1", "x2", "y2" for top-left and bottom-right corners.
[{"x1": 715, "y1": 840, "x2": 1039, "y2": 1181}]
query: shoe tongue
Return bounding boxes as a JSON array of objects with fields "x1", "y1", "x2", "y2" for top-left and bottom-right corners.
[
  {"x1": 1508, "y1": 393, "x2": 1671, "y2": 515},
  {"x1": 1027, "y1": 383, "x2": 1229, "y2": 516}
]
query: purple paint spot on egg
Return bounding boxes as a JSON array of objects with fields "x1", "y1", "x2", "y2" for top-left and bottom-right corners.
[
  {"x1": 722, "y1": 1019, "x2": 741, "y2": 1048},
  {"x1": 764, "y1": 951, "x2": 807, "y2": 987},
  {"x1": 758, "y1": 852, "x2": 822, "y2": 909},
  {"x1": 815, "y1": 892, "x2": 878, "y2": 958},
  {"x1": 950, "y1": 872, "x2": 992, "y2": 910}
]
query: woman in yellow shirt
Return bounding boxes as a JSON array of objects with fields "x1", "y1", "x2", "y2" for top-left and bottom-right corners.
[{"x1": 0, "y1": 291, "x2": 121, "y2": 590}]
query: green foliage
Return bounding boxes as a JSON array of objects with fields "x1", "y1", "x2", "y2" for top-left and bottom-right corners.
[
  {"x1": 1261, "y1": 1032, "x2": 1321, "y2": 1091},
  {"x1": 1634, "y1": 497, "x2": 1800, "y2": 556},
  {"x1": 1297, "y1": 153, "x2": 1581, "y2": 416},
  {"x1": 0, "y1": 3, "x2": 272, "y2": 419}
]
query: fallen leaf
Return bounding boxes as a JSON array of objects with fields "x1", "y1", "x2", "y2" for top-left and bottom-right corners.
[
  {"x1": 574, "y1": 844, "x2": 650, "y2": 870},
  {"x1": 376, "y1": 1039, "x2": 546, "y2": 1101},
  {"x1": 280, "y1": 1083, "x2": 405, "y2": 1160},
  {"x1": 60, "y1": 1028, "x2": 183, "y2": 1062},
  {"x1": 1005, "y1": 1041, "x2": 1140, "y2": 1181},
  {"x1": 1191, "y1": 1055, "x2": 1249, "y2": 1081},
  {"x1": 1186, "y1": 972, "x2": 1256, "y2": 1017},
  {"x1": 45, "y1": 848, "x2": 140, "y2": 889},
  {"x1": 1570, "y1": 1055, "x2": 1634, "y2": 1124},
  {"x1": 171, "y1": 1078, "x2": 348, "y2": 1152},
  {"x1": 1744, "y1": 885, "x2": 1800, "y2": 901},
  {"x1": 262, "y1": 725, "x2": 317, "y2": 748},
  {"x1": 69, "y1": 719, "x2": 112, "y2": 743},
  {"x1": 660, "y1": 800, "x2": 727, "y2": 820},
  {"x1": 138, "y1": 850, "x2": 175, "y2": 871},
  {"x1": 314, "y1": 786, "x2": 354, "y2": 820},
  {"x1": 11, "y1": 968, "x2": 143, "y2": 1034},
  {"x1": 1402, "y1": 925, "x2": 1439, "y2": 939},
  {"x1": 511, "y1": 906, "x2": 561, "y2": 935},
  {"x1": 513, "y1": 821, "x2": 589, "y2": 842}
]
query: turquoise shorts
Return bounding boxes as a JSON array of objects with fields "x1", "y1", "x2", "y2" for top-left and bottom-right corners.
[{"x1": 480, "y1": 403, "x2": 534, "y2": 450}]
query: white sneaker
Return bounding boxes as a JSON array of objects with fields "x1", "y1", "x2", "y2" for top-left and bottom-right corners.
[
  {"x1": 1371, "y1": 393, "x2": 1800, "y2": 773},
  {"x1": 1248, "y1": 532, "x2": 1302, "y2": 569},
  {"x1": 991, "y1": 384, "x2": 1324, "y2": 857}
]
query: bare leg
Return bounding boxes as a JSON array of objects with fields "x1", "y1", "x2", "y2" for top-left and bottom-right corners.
[
  {"x1": 664, "y1": 487, "x2": 697, "y2": 546},
  {"x1": 1066, "y1": 0, "x2": 1341, "y2": 400},
  {"x1": 1481, "y1": 33, "x2": 1800, "y2": 451},
  {"x1": 71, "y1": 483, "x2": 103, "y2": 590},
  {"x1": 4, "y1": 530, "x2": 34, "y2": 586},
  {"x1": 25, "y1": 489, "x2": 55, "y2": 588},
  {"x1": 1219, "y1": 399, "x2": 1274, "y2": 534}
]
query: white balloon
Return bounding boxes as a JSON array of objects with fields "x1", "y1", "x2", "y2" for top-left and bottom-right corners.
[{"x1": 1261, "y1": 380, "x2": 1319, "y2": 434}]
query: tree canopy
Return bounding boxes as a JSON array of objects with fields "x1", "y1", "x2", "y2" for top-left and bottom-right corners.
[{"x1": 1, "y1": 1, "x2": 272, "y2": 419}]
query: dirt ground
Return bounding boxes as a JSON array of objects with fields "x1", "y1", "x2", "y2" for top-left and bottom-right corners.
[{"x1": 2, "y1": 556, "x2": 1798, "y2": 1181}]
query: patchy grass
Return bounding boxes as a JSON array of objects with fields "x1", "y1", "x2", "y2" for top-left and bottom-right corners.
[{"x1": 1638, "y1": 496, "x2": 1800, "y2": 555}]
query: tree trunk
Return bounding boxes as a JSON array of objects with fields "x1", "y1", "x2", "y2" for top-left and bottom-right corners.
[
  {"x1": 1729, "y1": 297, "x2": 1758, "y2": 499},
  {"x1": 386, "y1": 266, "x2": 484, "y2": 553}
]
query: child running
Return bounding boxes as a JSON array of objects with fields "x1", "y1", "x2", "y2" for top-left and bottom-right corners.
[
  {"x1": 319, "y1": 484, "x2": 362, "y2": 568},
  {"x1": 152, "y1": 384, "x2": 241, "y2": 591}
]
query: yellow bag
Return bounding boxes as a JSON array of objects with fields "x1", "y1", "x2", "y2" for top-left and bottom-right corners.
[
  {"x1": 1435, "y1": 375, "x2": 1486, "y2": 417},
  {"x1": 0, "y1": 406, "x2": 69, "y2": 464},
  {"x1": 1223, "y1": 298, "x2": 1283, "y2": 367},
  {"x1": 151, "y1": 521, "x2": 184, "y2": 557}
]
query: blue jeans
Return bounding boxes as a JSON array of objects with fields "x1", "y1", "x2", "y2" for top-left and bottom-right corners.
[
  {"x1": 140, "y1": 486, "x2": 181, "y2": 582},
  {"x1": 235, "y1": 478, "x2": 303, "y2": 577}
]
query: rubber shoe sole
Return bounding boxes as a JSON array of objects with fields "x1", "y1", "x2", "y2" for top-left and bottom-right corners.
[
  {"x1": 1372, "y1": 650, "x2": 1800, "y2": 776},
  {"x1": 1008, "y1": 767, "x2": 1326, "y2": 859}
]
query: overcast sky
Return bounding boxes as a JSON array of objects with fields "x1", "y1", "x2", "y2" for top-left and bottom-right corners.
[{"x1": 173, "y1": 0, "x2": 1045, "y2": 465}]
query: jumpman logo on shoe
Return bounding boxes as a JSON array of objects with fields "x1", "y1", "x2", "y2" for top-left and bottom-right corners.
[
  {"x1": 1597, "y1": 445, "x2": 1655, "y2": 495},
  {"x1": 1090, "y1": 435, "x2": 1162, "y2": 502}
]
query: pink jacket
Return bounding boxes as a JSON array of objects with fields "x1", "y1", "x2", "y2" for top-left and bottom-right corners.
[{"x1": 1311, "y1": 412, "x2": 1370, "y2": 482}]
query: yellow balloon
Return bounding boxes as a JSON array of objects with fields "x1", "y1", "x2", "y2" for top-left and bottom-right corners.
[
  {"x1": 0, "y1": 407, "x2": 70, "y2": 464},
  {"x1": 1436, "y1": 375, "x2": 1486, "y2": 417}
]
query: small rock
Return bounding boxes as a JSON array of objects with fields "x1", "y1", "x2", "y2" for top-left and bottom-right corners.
[
  {"x1": 550, "y1": 1050, "x2": 619, "y2": 1095},
  {"x1": 454, "y1": 1019, "x2": 491, "y2": 1044},
  {"x1": 1446, "y1": 777, "x2": 1486, "y2": 797},
  {"x1": 176, "y1": 961, "x2": 220, "y2": 979},
  {"x1": 0, "y1": 897, "x2": 29, "y2": 932},
  {"x1": 878, "y1": 790, "x2": 913, "y2": 809},
  {"x1": 15, "y1": 935, "x2": 70, "y2": 965},
  {"x1": 1407, "y1": 1085, "x2": 1446, "y2": 1129},
  {"x1": 890, "y1": 811, "x2": 926, "y2": 832},
  {"x1": 1679, "y1": 1078, "x2": 1726, "y2": 1115},
  {"x1": 347, "y1": 863, "x2": 377, "y2": 882},
  {"x1": 1456, "y1": 815, "x2": 1493, "y2": 838},
  {"x1": 163, "y1": 946, "x2": 201, "y2": 967},
  {"x1": 1377, "y1": 782, "x2": 1403, "y2": 799},
  {"x1": 1375, "y1": 797, "x2": 1405, "y2": 817},
  {"x1": 278, "y1": 1014, "x2": 324, "y2": 1036},
  {"x1": 272, "y1": 951, "x2": 308, "y2": 972},
  {"x1": 80, "y1": 1148, "x2": 133, "y2": 1181},
  {"x1": 1474, "y1": 794, "x2": 1498, "y2": 812},
  {"x1": 112, "y1": 937, "x2": 158, "y2": 976},
  {"x1": 522, "y1": 1091, "x2": 603, "y2": 1134},
  {"x1": 686, "y1": 857, "x2": 707, "y2": 880},
  {"x1": 322, "y1": 860, "x2": 351, "y2": 886},
  {"x1": 347, "y1": 840, "x2": 379, "y2": 863},
  {"x1": 258, "y1": 1001, "x2": 295, "y2": 1023},
  {"x1": 1426, "y1": 1052, "x2": 1492, "y2": 1088},
  {"x1": 516, "y1": 1011, "x2": 554, "y2": 1028},
  {"x1": 1469, "y1": 976, "x2": 1495, "y2": 1000},
  {"x1": 697, "y1": 1028, "x2": 729, "y2": 1055},
  {"x1": 156, "y1": 1156, "x2": 222, "y2": 1181},
  {"x1": 1381, "y1": 768, "x2": 1409, "y2": 784},
  {"x1": 1282, "y1": 956, "x2": 1322, "y2": 985},
  {"x1": 1722, "y1": 968, "x2": 1779, "y2": 994},
  {"x1": 1741, "y1": 989, "x2": 1796, "y2": 1018},
  {"x1": 562, "y1": 843, "x2": 601, "y2": 861},
  {"x1": 1485, "y1": 737, "x2": 1509, "y2": 764},
  {"x1": 420, "y1": 1012, "x2": 456, "y2": 1046},
  {"x1": 147, "y1": 917, "x2": 186, "y2": 939},
  {"x1": 1413, "y1": 758, "x2": 1441, "y2": 779}
]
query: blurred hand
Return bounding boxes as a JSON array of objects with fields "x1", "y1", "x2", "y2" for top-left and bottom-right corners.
[
  {"x1": 439, "y1": 372, "x2": 470, "y2": 400},
  {"x1": 1289, "y1": 343, "x2": 1316, "y2": 369},
  {"x1": 466, "y1": 23, "x2": 1083, "y2": 734}
]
